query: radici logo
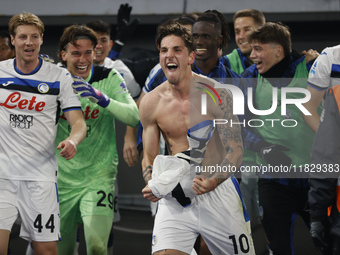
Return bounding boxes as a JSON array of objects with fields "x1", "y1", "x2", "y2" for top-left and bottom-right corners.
[
  {"x1": 200, "y1": 84, "x2": 311, "y2": 128},
  {"x1": 10, "y1": 114, "x2": 34, "y2": 129}
]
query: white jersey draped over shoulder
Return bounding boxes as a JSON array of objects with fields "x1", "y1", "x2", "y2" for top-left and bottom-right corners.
[
  {"x1": 0, "y1": 58, "x2": 81, "y2": 182},
  {"x1": 308, "y1": 44, "x2": 340, "y2": 90}
]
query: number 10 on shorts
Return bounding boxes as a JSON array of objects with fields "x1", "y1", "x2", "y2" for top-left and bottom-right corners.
[{"x1": 229, "y1": 234, "x2": 250, "y2": 254}]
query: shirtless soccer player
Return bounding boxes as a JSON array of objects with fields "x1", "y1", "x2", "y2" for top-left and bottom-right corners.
[{"x1": 139, "y1": 22, "x2": 254, "y2": 255}]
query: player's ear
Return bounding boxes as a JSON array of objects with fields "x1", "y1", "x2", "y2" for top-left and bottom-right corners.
[
  {"x1": 217, "y1": 35, "x2": 223, "y2": 47},
  {"x1": 188, "y1": 50, "x2": 195, "y2": 65},
  {"x1": 110, "y1": 40, "x2": 113, "y2": 48},
  {"x1": 276, "y1": 45, "x2": 284, "y2": 58},
  {"x1": 61, "y1": 50, "x2": 67, "y2": 62},
  {"x1": 10, "y1": 35, "x2": 14, "y2": 46}
]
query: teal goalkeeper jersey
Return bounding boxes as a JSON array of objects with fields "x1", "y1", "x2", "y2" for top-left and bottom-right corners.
[{"x1": 56, "y1": 66, "x2": 137, "y2": 188}]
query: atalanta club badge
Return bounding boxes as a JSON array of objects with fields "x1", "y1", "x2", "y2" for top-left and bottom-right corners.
[
  {"x1": 38, "y1": 83, "x2": 49, "y2": 93},
  {"x1": 152, "y1": 235, "x2": 158, "y2": 247}
]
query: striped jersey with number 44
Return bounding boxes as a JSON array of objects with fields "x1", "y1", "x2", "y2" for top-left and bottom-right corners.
[{"x1": 0, "y1": 58, "x2": 82, "y2": 182}]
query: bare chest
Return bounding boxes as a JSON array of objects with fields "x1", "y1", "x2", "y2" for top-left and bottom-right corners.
[{"x1": 155, "y1": 98, "x2": 190, "y2": 153}]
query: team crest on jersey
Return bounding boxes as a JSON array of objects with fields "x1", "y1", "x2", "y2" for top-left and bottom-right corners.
[
  {"x1": 38, "y1": 83, "x2": 49, "y2": 93},
  {"x1": 152, "y1": 235, "x2": 158, "y2": 246}
]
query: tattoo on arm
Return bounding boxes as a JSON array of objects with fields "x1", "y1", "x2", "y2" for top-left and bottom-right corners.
[
  {"x1": 142, "y1": 165, "x2": 152, "y2": 183},
  {"x1": 213, "y1": 175, "x2": 226, "y2": 186},
  {"x1": 236, "y1": 144, "x2": 244, "y2": 167},
  {"x1": 229, "y1": 115, "x2": 243, "y2": 143},
  {"x1": 219, "y1": 90, "x2": 243, "y2": 143},
  {"x1": 215, "y1": 89, "x2": 244, "y2": 179},
  {"x1": 212, "y1": 157, "x2": 233, "y2": 186}
]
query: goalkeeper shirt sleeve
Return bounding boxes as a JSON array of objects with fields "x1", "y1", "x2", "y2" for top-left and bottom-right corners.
[{"x1": 106, "y1": 94, "x2": 139, "y2": 128}]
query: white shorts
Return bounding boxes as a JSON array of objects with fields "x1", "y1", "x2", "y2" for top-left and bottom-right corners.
[
  {"x1": 152, "y1": 176, "x2": 255, "y2": 255},
  {"x1": 0, "y1": 178, "x2": 60, "y2": 242},
  {"x1": 150, "y1": 201, "x2": 159, "y2": 217}
]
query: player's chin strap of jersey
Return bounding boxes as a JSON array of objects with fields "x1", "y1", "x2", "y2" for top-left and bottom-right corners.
[{"x1": 172, "y1": 151, "x2": 193, "y2": 207}]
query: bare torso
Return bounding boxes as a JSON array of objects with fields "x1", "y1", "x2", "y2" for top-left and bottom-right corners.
[{"x1": 151, "y1": 82, "x2": 191, "y2": 155}]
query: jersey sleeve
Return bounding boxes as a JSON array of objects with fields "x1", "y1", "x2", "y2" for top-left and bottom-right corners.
[
  {"x1": 105, "y1": 69, "x2": 140, "y2": 127},
  {"x1": 307, "y1": 48, "x2": 331, "y2": 91},
  {"x1": 58, "y1": 69, "x2": 82, "y2": 112}
]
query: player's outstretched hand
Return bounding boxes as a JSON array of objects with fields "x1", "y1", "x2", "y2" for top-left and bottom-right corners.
[
  {"x1": 115, "y1": 3, "x2": 139, "y2": 44},
  {"x1": 57, "y1": 140, "x2": 77, "y2": 160},
  {"x1": 72, "y1": 75, "x2": 110, "y2": 108},
  {"x1": 117, "y1": 3, "x2": 132, "y2": 27}
]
